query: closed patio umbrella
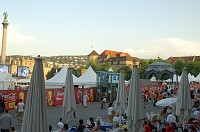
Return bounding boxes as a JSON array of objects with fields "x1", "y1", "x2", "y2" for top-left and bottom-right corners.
[
  {"x1": 21, "y1": 57, "x2": 49, "y2": 132},
  {"x1": 62, "y1": 67, "x2": 76, "y2": 123},
  {"x1": 176, "y1": 68, "x2": 192, "y2": 128},
  {"x1": 115, "y1": 71, "x2": 126, "y2": 115},
  {"x1": 127, "y1": 65, "x2": 145, "y2": 132}
]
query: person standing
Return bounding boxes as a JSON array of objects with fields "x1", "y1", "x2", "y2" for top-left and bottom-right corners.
[
  {"x1": 83, "y1": 92, "x2": 88, "y2": 108},
  {"x1": 1, "y1": 97, "x2": 6, "y2": 114},
  {"x1": 0, "y1": 96, "x2": 2, "y2": 114},
  {"x1": 0, "y1": 110, "x2": 12, "y2": 132},
  {"x1": 16, "y1": 99, "x2": 24, "y2": 125},
  {"x1": 100, "y1": 93, "x2": 104, "y2": 109},
  {"x1": 108, "y1": 103, "x2": 114, "y2": 123}
]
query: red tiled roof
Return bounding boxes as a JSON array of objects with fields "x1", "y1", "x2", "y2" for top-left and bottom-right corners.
[
  {"x1": 105, "y1": 56, "x2": 140, "y2": 63},
  {"x1": 98, "y1": 50, "x2": 132, "y2": 59},
  {"x1": 167, "y1": 56, "x2": 200, "y2": 63},
  {"x1": 88, "y1": 50, "x2": 99, "y2": 56}
]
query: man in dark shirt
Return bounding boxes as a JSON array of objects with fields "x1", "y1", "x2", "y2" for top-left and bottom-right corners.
[
  {"x1": 77, "y1": 119, "x2": 86, "y2": 132},
  {"x1": 0, "y1": 97, "x2": 5, "y2": 114},
  {"x1": 87, "y1": 117, "x2": 95, "y2": 130},
  {"x1": 0, "y1": 110, "x2": 12, "y2": 132}
]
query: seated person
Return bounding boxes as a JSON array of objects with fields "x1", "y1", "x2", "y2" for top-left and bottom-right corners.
[
  {"x1": 123, "y1": 125, "x2": 128, "y2": 131},
  {"x1": 49, "y1": 125, "x2": 52, "y2": 132},
  {"x1": 193, "y1": 109, "x2": 200, "y2": 119},
  {"x1": 166, "y1": 122, "x2": 175, "y2": 132},
  {"x1": 112, "y1": 122, "x2": 123, "y2": 132},
  {"x1": 187, "y1": 118, "x2": 198, "y2": 125},
  {"x1": 87, "y1": 117, "x2": 95, "y2": 129},
  {"x1": 60, "y1": 124, "x2": 68, "y2": 132},
  {"x1": 143, "y1": 121, "x2": 151, "y2": 132},
  {"x1": 9, "y1": 127, "x2": 16, "y2": 132},
  {"x1": 113, "y1": 113, "x2": 121, "y2": 125},
  {"x1": 91, "y1": 121, "x2": 100, "y2": 132},
  {"x1": 190, "y1": 126, "x2": 197, "y2": 132},
  {"x1": 166, "y1": 113, "x2": 177, "y2": 129},
  {"x1": 57, "y1": 118, "x2": 64, "y2": 129},
  {"x1": 76, "y1": 119, "x2": 86, "y2": 132}
]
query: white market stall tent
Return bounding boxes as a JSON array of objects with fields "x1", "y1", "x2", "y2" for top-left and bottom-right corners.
[
  {"x1": 77, "y1": 66, "x2": 97, "y2": 88},
  {"x1": 45, "y1": 65, "x2": 79, "y2": 88},
  {"x1": 0, "y1": 73, "x2": 16, "y2": 90},
  {"x1": 165, "y1": 73, "x2": 200, "y2": 83},
  {"x1": 196, "y1": 73, "x2": 200, "y2": 82},
  {"x1": 188, "y1": 73, "x2": 198, "y2": 82}
]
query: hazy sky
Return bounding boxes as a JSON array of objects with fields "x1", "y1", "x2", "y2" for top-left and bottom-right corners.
[{"x1": 0, "y1": 0, "x2": 199, "y2": 59}]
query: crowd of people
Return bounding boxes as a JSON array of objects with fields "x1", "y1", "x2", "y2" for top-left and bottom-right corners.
[
  {"x1": 1, "y1": 84, "x2": 200, "y2": 132},
  {"x1": 48, "y1": 117, "x2": 100, "y2": 132},
  {"x1": 141, "y1": 86, "x2": 200, "y2": 132}
]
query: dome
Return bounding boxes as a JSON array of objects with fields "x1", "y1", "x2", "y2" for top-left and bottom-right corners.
[
  {"x1": 145, "y1": 62, "x2": 175, "y2": 80},
  {"x1": 146, "y1": 62, "x2": 175, "y2": 73}
]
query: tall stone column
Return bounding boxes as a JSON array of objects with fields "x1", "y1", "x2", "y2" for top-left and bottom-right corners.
[{"x1": 1, "y1": 12, "x2": 9, "y2": 64}]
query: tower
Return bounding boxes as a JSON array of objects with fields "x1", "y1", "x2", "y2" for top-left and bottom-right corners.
[{"x1": 1, "y1": 12, "x2": 9, "y2": 64}]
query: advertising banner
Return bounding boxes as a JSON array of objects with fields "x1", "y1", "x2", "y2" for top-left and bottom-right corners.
[
  {"x1": 46, "y1": 89, "x2": 54, "y2": 106},
  {"x1": 53, "y1": 89, "x2": 64, "y2": 106}
]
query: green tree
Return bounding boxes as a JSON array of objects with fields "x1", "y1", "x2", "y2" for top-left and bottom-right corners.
[
  {"x1": 148, "y1": 58, "x2": 168, "y2": 65},
  {"x1": 72, "y1": 68, "x2": 82, "y2": 77},
  {"x1": 99, "y1": 62, "x2": 111, "y2": 71},
  {"x1": 86, "y1": 60, "x2": 99, "y2": 72},
  {"x1": 46, "y1": 67, "x2": 61, "y2": 80},
  {"x1": 139, "y1": 59, "x2": 149, "y2": 79},
  {"x1": 173, "y1": 58, "x2": 186, "y2": 76},
  {"x1": 187, "y1": 61, "x2": 200, "y2": 77},
  {"x1": 117, "y1": 66, "x2": 132, "y2": 80}
]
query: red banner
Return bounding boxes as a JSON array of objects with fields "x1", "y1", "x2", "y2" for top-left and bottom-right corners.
[
  {"x1": 0, "y1": 90, "x2": 20, "y2": 110},
  {"x1": 74, "y1": 88, "x2": 96, "y2": 103},
  {"x1": 53, "y1": 89, "x2": 64, "y2": 106}
]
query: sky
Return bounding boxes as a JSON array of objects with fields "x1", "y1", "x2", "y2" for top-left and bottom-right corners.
[{"x1": 0, "y1": 0, "x2": 200, "y2": 59}]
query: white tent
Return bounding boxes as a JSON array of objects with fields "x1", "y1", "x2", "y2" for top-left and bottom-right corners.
[
  {"x1": 77, "y1": 66, "x2": 97, "y2": 88},
  {"x1": 45, "y1": 66, "x2": 79, "y2": 88},
  {"x1": 166, "y1": 74, "x2": 181, "y2": 83},
  {"x1": 108, "y1": 67, "x2": 114, "y2": 72},
  {"x1": 188, "y1": 73, "x2": 198, "y2": 82},
  {"x1": 0, "y1": 73, "x2": 15, "y2": 90},
  {"x1": 196, "y1": 73, "x2": 200, "y2": 82}
]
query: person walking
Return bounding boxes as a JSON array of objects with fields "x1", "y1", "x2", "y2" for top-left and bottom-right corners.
[
  {"x1": 0, "y1": 109, "x2": 12, "y2": 132},
  {"x1": 16, "y1": 99, "x2": 24, "y2": 125}
]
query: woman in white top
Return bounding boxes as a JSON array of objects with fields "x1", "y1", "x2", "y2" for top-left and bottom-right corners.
[
  {"x1": 108, "y1": 103, "x2": 114, "y2": 123},
  {"x1": 83, "y1": 92, "x2": 88, "y2": 108},
  {"x1": 17, "y1": 99, "x2": 24, "y2": 125}
]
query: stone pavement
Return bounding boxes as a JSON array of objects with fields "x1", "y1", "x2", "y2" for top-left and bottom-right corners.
[{"x1": 4, "y1": 101, "x2": 162, "y2": 132}]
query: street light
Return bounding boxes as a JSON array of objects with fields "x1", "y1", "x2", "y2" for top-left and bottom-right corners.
[{"x1": 81, "y1": 83, "x2": 84, "y2": 107}]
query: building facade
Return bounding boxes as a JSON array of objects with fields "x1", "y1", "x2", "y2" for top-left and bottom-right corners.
[
  {"x1": 88, "y1": 50, "x2": 140, "y2": 71},
  {"x1": 167, "y1": 56, "x2": 200, "y2": 64},
  {"x1": 5, "y1": 55, "x2": 52, "y2": 79}
]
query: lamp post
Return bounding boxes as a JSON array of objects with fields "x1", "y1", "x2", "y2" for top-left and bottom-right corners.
[
  {"x1": 109, "y1": 71, "x2": 113, "y2": 102},
  {"x1": 82, "y1": 84, "x2": 84, "y2": 107}
]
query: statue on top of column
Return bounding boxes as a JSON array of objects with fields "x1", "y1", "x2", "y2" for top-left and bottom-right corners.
[{"x1": 3, "y1": 12, "x2": 8, "y2": 23}]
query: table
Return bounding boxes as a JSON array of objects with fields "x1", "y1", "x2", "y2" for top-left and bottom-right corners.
[{"x1": 99, "y1": 123, "x2": 113, "y2": 131}]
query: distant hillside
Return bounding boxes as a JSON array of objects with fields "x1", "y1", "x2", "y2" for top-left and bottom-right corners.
[{"x1": 42, "y1": 55, "x2": 88, "y2": 69}]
